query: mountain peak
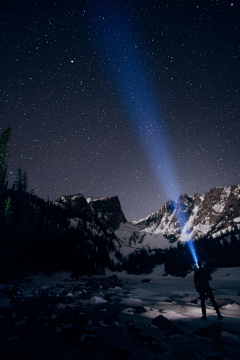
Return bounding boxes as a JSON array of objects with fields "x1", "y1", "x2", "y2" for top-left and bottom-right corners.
[
  {"x1": 56, "y1": 193, "x2": 92, "y2": 218},
  {"x1": 56, "y1": 185, "x2": 240, "y2": 253},
  {"x1": 87, "y1": 196, "x2": 127, "y2": 231},
  {"x1": 132, "y1": 185, "x2": 240, "y2": 243}
]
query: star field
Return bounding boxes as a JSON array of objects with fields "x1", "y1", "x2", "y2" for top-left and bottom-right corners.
[{"x1": 0, "y1": 0, "x2": 239, "y2": 221}]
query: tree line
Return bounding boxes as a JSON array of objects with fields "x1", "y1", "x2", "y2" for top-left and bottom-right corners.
[
  {"x1": 0, "y1": 128, "x2": 119, "y2": 282},
  {"x1": 0, "y1": 127, "x2": 240, "y2": 281},
  {"x1": 117, "y1": 227, "x2": 240, "y2": 276}
]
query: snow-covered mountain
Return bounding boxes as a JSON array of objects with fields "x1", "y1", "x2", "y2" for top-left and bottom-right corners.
[
  {"x1": 87, "y1": 196, "x2": 127, "y2": 231},
  {"x1": 56, "y1": 185, "x2": 240, "y2": 256},
  {"x1": 56, "y1": 194, "x2": 127, "y2": 231},
  {"x1": 132, "y1": 185, "x2": 240, "y2": 243}
]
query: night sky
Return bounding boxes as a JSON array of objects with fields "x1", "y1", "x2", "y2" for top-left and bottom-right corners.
[{"x1": 1, "y1": 0, "x2": 239, "y2": 221}]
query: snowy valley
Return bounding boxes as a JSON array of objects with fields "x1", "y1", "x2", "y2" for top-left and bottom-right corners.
[{"x1": 57, "y1": 185, "x2": 240, "y2": 260}]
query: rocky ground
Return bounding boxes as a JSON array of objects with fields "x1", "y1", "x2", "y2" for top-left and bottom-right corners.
[{"x1": 0, "y1": 271, "x2": 240, "y2": 360}]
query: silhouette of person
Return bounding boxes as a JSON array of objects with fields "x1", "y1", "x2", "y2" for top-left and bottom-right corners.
[{"x1": 194, "y1": 261, "x2": 223, "y2": 320}]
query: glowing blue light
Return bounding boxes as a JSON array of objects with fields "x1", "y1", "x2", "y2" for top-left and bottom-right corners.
[
  {"x1": 174, "y1": 208, "x2": 198, "y2": 265},
  {"x1": 91, "y1": 5, "x2": 180, "y2": 201},
  {"x1": 89, "y1": 3, "x2": 198, "y2": 264},
  {"x1": 186, "y1": 240, "x2": 198, "y2": 265}
]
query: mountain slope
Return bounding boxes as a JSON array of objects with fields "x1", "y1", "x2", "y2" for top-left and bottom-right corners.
[
  {"x1": 133, "y1": 185, "x2": 240, "y2": 243},
  {"x1": 87, "y1": 196, "x2": 127, "y2": 231},
  {"x1": 56, "y1": 185, "x2": 240, "y2": 257}
]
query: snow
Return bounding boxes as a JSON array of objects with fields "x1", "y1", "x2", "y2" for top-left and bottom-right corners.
[
  {"x1": 86, "y1": 197, "x2": 106, "y2": 203},
  {"x1": 212, "y1": 224, "x2": 240, "y2": 238},
  {"x1": 224, "y1": 186, "x2": 232, "y2": 198},
  {"x1": 109, "y1": 251, "x2": 122, "y2": 266},
  {"x1": 115, "y1": 222, "x2": 175, "y2": 256},
  {"x1": 87, "y1": 296, "x2": 108, "y2": 305},
  {"x1": 119, "y1": 268, "x2": 240, "y2": 326},
  {"x1": 211, "y1": 266, "x2": 240, "y2": 279},
  {"x1": 121, "y1": 297, "x2": 143, "y2": 306},
  {"x1": 132, "y1": 210, "x2": 158, "y2": 225},
  {"x1": 212, "y1": 202, "x2": 225, "y2": 213},
  {"x1": 1, "y1": 267, "x2": 240, "y2": 359},
  {"x1": 68, "y1": 218, "x2": 80, "y2": 228}
]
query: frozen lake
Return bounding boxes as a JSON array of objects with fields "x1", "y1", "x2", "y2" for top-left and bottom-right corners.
[
  {"x1": 1, "y1": 266, "x2": 239, "y2": 359},
  {"x1": 116, "y1": 266, "x2": 240, "y2": 322}
]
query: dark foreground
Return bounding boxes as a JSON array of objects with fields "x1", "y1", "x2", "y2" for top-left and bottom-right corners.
[{"x1": 0, "y1": 272, "x2": 240, "y2": 360}]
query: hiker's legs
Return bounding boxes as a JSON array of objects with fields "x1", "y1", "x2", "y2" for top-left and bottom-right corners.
[
  {"x1": 199, "y1": 291, "x2": 206, "y2": 318},
  {"x1": 206, "y1": 287, "x2": 221, "y2": 317}
]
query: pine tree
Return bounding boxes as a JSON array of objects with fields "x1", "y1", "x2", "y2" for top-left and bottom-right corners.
[
  {"x1": 0, "y1": 127, "x2": 12, "y2": 195},
  {"x1": 0, "y1": 127, "x2": 12, "y2": 221}
]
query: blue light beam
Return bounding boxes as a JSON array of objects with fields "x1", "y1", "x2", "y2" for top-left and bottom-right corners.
[
  {"x1": 90, "y1": 4, "x2": 180, "y2": 200},
  {"x1": 89, "y1": 2, "x2": 198, "y2": 264}
]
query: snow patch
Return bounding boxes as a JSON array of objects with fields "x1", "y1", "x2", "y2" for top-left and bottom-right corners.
[
  {"x1": 88, "y1": 296, "x2": 108, "y2": 305},
  {"x1": 121, "y1": 297, "x2": 142, "y2": 306}
]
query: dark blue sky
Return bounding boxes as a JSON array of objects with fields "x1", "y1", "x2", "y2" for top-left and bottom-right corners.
[{"x1": 1, "y1": 0, "x2": 239, "y2": 221}]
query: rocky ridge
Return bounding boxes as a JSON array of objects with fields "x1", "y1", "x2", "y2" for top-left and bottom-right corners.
[
  {"x1": 134, "y1": 185, "x2": 240, "y2": 242},
  {"x1": 56, "y1": 185, "x2": 240, "y2": 254},
  {"x1": 87, "y1": 196, "x2": 127, "y2": 231},
  {"x1": 56, "y1": 194, "x2": 126, "y2": 232}
]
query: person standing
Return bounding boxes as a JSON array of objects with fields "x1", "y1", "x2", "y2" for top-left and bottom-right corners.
[{"x1": 194, "y1": 261, "x2": 223, "y2": 320}]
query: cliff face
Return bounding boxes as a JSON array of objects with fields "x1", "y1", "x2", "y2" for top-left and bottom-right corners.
[
  {"x1": 56, "y1": 185, "x2": 240, "y2": 252},
  {"x1": 87, "y1": 196, "x2": 127, "y2": 231},
  {"x1": 134, "y1": 185, "x2": 240, "y2": 241},
  {"x1": 190, "y1": 185, "x2": 240, "y2": 238},
  {"x1": 56, "y1": 194, "x2": 93, "y2": 219},
  {"x1": 56, "y1": 194, "x2": 127, "y2": 232}
]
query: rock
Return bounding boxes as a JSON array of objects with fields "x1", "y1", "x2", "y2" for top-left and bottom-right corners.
[
  {"x1": 55, "y1": 326, "x2": 83, "y2": 345},
  {"x1": 152, "y1": 315, "x2": 174, "y2": 330},
  {"x1": 50, "y1": 313, "x2": 58, "y2": 320},
  {"x1": 145, "y1": 341, "x2": 165, "y2": 354},
  {"x1": 126, "y1": 324, "x2": 139, "y2": 334},
  {"x1": 134, "y1": 305, "x2": 147, "y2": 313},
  {"x1": 88, "y1": 196, "x2": 127, "y2": 231},
  {"x1": 3, "y1": 309, "x2": 18, "y2": 317},
  {"x1": 133, "y1": 333, "x2": 165, "y2": 354},
  {"x1": 81, "y1": 290, "x2": 110, "y2": 301},
  {"x1": 57, "y1": 314, "x2": 71, "y2": 325},
  {"x1": 6, "y1": 335, "x2": 19, "y2": 341},
  {"x1": 107, "y1": 348, "x2": 134, "y2": 359},
  {"x1": 56, "y1": 283, "x2": 64, "y2": 288},
  {"x1": 73, "y1": 313, "x2": 91, "y2": 327},
  {"x1": 104, "y1": 314, "x2": 119, "y2": 325},
  {"x1": 86, "y1": 319, "x2": 92, "y2": 327},
  {"x1": 182, "y1": 349, "x2": 201, "y2": 360},
  {"x1": 215, "y1": 336, "x2": 225, "y2": 352},
  {"x1": 193, "y1": 324, "x2": 222, "y2": 339},
  {"x1": 7, "y1": 286, "x2": 22, "y2": 302},
  {"x1": 132, "y1": 332, "x2": 146, "y2": 345},
  {"x1": 152, "y1": 315, "x2": 183, "y2": 336},
  {"x1": 80, "y1": 333, "x2": 100, "y2": 347},
  {"x1": 107, "y1": 275, "x2": 119, "y2": 282},
  {"x1": 61, "y1": 288, "x2": 69, "y2": 296},
  {"x1": 14, "y1": 320, "x2": 27, "y2": 327},
  {"x1": 190, "y1": 299, "x2": 198, "y2": 304},
  {"x1": 141, "y1": 279, "x2": 151, "y2": 282},
  {"x1": 216, "y1": 298, "x2": 238, "y2": 308}
]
